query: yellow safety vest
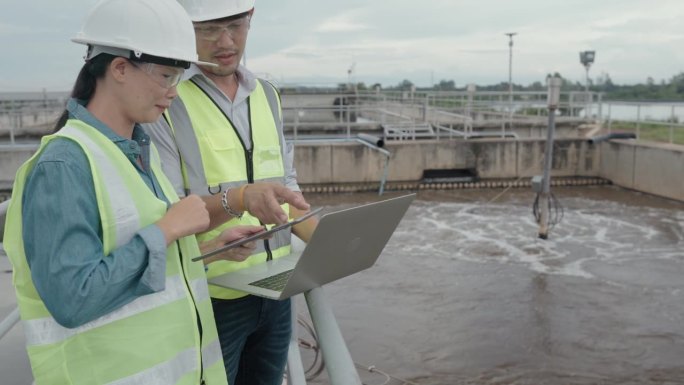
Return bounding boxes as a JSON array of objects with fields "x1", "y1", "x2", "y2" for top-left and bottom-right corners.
[
  {"x1": 3, "y1": 120, "x2": 227, "y2": 385},
  {"x1": 169, "y1": 79, "x2": 291, "y2": 299}
]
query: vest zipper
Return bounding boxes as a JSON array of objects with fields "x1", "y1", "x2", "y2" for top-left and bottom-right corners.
[
  {"x1": 244, "y1": 102, "x2": 274, "y2": 262},
  {"x1": 192, "y1": 81, "x2": 274, "y2": 262},
  {"x1": 246, "y1": 149, "x2": 254, "y2": 183},
  {"x1": 177, "y1": 241, "x2": 205, "y2": 383},
  {"x1": 246, "y1": 143, "x2": 274, "y2": 261}
]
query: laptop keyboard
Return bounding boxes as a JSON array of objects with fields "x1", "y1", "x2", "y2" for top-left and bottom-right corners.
[{"x1": 248, "y1": 269, "x2": 294, "y2": 291}]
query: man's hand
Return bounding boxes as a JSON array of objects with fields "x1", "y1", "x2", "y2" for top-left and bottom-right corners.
[
  {"x1": 199, "y1": 225, "x2": 266, "y2": 264},
  {"x1": 243, "y1": 183, "x2": 309, "y2": 224}
]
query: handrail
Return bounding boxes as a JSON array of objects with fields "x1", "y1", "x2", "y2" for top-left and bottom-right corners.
[
  {"x1": 603, "y1": 101, "x2": 684, "y2": 144},
  {"x1": 304, "y1": 287, "x2": 362, "y2": 385},
  {"x1": 0, "y1": 199, "x2": 20, "y2": 342},
  {"x1": 354, "y1": 137, "x2": 390, "y2": 196},
  {"x1": 285, "y1": 136, "x2": 391, "y2": 196},
  {"x1": 0, "y1": 308, "x2": 19, "y2": 341},
  {"x1": 0, "y1": 199, "x2": 9, "y2": 242}
]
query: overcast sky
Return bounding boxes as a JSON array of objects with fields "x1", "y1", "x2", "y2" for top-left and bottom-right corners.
[{"x1": 1, "y1": 0, "x2": 683, "y2": 91}]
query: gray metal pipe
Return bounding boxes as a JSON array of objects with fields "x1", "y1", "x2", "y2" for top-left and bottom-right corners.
[
  {"x1": 304, "y1": 287, "x2": 362, "y2": 385},
  {"x1": 0, "y1": 198, "x2": 9, "y2": 243},
  {"x1": 538, "y1": 110, "x2": 556, "y2": 240},
  {"x1": 353, "y1": 139, "x2": 390, "y2": 196},
  {"x1": 286, "y1": 298, "x2": 307, "y2": 385},
  {"x1": 356, "y1": 133, "x2": 384, "y2": 148},
  {"x1": 0, "y1": 307, "x2": 20, "y2": 341},
  {"x1": 587, "y1": 132, "x2": 636, "y2": 144}
]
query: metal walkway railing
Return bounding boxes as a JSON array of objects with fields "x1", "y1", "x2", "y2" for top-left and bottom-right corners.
[
  {"x1": 0, "y1": 200, "x2": 19, "y2": 342},
  {"x1": 603, "y1": 101, "x2": 684, "y2": 144}
]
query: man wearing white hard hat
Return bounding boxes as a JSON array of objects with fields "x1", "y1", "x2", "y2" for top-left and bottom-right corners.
[
  {"x1": 145, "y1": 1, "x2": 315, "y2": 384},
  {"x1": 3, "y1": 0, "x2": 274, "y2": 383}
]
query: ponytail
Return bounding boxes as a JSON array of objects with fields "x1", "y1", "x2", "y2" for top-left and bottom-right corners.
[{"x1": 53, "y1": 54, "x2": 116, "y2": 132}]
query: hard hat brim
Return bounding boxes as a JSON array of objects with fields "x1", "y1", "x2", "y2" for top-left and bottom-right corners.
[{"x1": 75, "y1": 41, "x2": 218, "y2": 68}]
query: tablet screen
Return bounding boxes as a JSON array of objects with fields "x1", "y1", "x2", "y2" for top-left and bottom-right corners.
[{"x1": 192, "y1": 207, "x2": 322, "y2": 262}]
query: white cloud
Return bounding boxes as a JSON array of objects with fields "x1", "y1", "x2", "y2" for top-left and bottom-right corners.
[
  {"x1": 315, "y1": 16, "x2": 372, "y2": 33},
  {"x1": 5, "y1": 0, "x2": 684, "y2": 90},
  {"x1": 0, "y1": 22, "x2": 28, "y2": 37}
]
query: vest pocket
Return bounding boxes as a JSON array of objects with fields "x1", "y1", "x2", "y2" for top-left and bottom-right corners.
[
  {"x1": 255, "y1": 146, "x2": 284, "y2": 178},
  {"x1": 205, "y1": 130, "x2": 237, "y2": 151}
]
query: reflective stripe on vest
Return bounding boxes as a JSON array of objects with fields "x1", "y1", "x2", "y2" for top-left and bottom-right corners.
[
  {"x1": 107, "y1": 340, "x2": 222, "y2": 385},
  {"x1": 23, "y1": 276, "x2": 210, "y2": 346},
  {"x1": 3, "y1": 120, "x2": 227, "y2": 385},
  {"x1": 58, "y1": 125, "x2": 140, "y2": 250},
  {"x1": 171, "y1": 78, "x2": 292, "y2": 299}
]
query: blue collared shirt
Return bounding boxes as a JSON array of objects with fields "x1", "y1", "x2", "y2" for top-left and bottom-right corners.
[{"x1": 22, "y1": 98, "x2": 168, "y2": 328}]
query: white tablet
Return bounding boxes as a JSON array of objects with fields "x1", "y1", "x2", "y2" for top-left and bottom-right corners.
[{"x1": 191, "y1": 207, "x2": 322, "y2": 262}]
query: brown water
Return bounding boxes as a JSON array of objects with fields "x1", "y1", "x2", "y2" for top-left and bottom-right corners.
[
  {"x1": 298, "y1": 186, "x2": 684, "y2": 385},
  {"x1": 2, "y1": 185, "x2": 684, "y2": 385}
]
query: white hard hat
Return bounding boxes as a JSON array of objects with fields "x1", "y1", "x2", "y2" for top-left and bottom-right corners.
[
  {"x1": 177, "y1": 0, "x2": 255, "y2": 22},
  {"x1": 72, "y1": 0, "x2": 213, "y2": 68}
]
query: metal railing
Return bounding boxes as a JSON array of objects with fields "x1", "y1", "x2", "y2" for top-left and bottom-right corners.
[
  {"x1": 0, "y1": 97, "x2": 66, "y2": 145},
  {"x1": 603, "y1": 101, "x2": 684, "y2": 144},
  {"x1": 281, "y1": 90, "x2": 598, "y2": 143},
  {"x1": 0, "y1": 199, "x2": 20, "y2": 342},
  {"x1": 0, "y1": 308, "x2": 19, "y2": 341},
  {"x1": 1, "y1": 90, "x2": 599, "y2": 146}
]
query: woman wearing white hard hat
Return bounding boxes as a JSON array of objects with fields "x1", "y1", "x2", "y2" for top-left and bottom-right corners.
[
  {"x1": 3, "y1": 0, "x2": 264, "y2": 383},
  {"x1": 143, "y1": 1, "x2": 316, "y2": 385}
]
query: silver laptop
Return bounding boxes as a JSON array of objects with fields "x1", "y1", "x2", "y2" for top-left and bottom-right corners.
[{"x1": 208, "y1": 193, "x2": 416, "y2": 300}]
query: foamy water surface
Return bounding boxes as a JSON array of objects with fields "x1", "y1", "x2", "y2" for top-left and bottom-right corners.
[{"x1": 2, "y1": 185, "x2": 684, "y2": 385}]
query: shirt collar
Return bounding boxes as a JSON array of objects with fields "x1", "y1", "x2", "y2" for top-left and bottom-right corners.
[
  {"x1": 182, "y1": 63, "x2": 257, "y2": 93},
  {"x1": 66, "y1": 98, "x2": 148, "y2": 156}
]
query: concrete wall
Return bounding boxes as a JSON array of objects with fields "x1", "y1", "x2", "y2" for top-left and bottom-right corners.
[
  {"x1": 600, "y1": 140, "x2": 684, "y2": 201},
  {"x1": 2, "y1": 138, "x2": 683, "y2": 202},
  {"x1": 293, "y1": 138, "x2": 601, "y2": 184}
]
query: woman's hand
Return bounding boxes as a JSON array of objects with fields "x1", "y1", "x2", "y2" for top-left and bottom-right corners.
[{"x1": 157, "y1": 194, "x2": 210, "y2": 246}]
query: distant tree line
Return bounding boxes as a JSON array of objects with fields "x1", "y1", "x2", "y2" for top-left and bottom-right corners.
[
  {"x1": 358, "y1": 71, "x2": 684, "y2": 101},
  {"x1": 282, "y1": 71, "x2": 684, "y2": 102}
]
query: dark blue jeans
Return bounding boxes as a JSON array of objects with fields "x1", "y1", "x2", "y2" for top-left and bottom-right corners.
[{"x1": 211, "y1": 296, "x2": 292, "y2": 385}]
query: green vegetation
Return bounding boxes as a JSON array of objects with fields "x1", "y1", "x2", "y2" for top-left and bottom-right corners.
[
  {"x1": 608, "y1": 121, "x2": 684, "y2": 145},
  {"x1": 380, "y1": 71, "x2": 684, "y2": 102},
  {"x1": 281, "y1": 71, "x2": 684, "y2": 103}
]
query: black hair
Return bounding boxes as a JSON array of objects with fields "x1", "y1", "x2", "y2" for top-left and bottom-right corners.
[{"x1": 53, "y1": 53, "x2": 116, "y2": 133}]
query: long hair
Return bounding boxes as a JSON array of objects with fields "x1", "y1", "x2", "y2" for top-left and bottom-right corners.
[{"x1": 53, "y1": 54, "x2": 116, "y2": 132}]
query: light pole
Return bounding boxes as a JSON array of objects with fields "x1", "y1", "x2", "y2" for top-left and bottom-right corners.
[
  {"x1": 579, "y1": 50, "x2": 595, "y2": 119},
  {"x1": 505, "y1": 32, "x2": 517, "y2": 135}
]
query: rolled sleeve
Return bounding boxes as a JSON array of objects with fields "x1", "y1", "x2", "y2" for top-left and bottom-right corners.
[
  {"x1": 137, "y1": 224, "x2": 168, "y2": 293},
  {"x1": 22, "y1": 139, "x2": 168, "y2": 328}
]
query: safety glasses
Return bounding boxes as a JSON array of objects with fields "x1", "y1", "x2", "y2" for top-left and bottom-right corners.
[
  {"x1": 130, "y1": 61, "x2": 185, "y2": 89},
  {"x1": 193, "y1": 15, "x2": 250, "y2": 42}
]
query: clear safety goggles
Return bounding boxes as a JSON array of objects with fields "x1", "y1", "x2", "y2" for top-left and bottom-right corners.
[
  {"x1": 193, "y1": 15, "x2": 251, "y2": 42},
  {"x1": 130, "y1": 61, "x2": 185, "y2": 89}
]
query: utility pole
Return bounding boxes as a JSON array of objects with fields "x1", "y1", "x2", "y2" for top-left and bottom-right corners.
[
  {"x1": 505, "y1": 32, "x2": 517, "y2": 136},
  {"x1": 538, "y1": 76, "x2": 562, "y2": 239}
]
